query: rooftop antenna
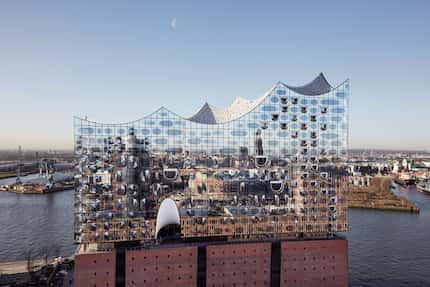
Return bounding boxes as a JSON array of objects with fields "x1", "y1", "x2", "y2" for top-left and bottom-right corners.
[
  {"x1": 45, "y1": 161, "x2": 49, "y2": 178},
  {"x1": 16, "y1": 145, "x2": 23, "y2": 184},
  {"x1": 39, "y1": 160, "x2": 43, "y2": 177}
]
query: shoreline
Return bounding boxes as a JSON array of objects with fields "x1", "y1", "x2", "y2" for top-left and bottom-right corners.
[
  {"x1": 0, "y1": 172, "x2": 75, "y2": 194},
  {"x1": 0, "y1": 185, "x2": 74, "y2": 195},
  {"x1": 348, "y1": 176, "x2": 420, "y2": 213},
  {"x1": 0, "y1": 256, "x2": 74, "y2": 275},
  {"x1": 348, "y1": 205, "x2": 420, "y2": 213},
  {"x1": 0, "y1": 171, "x2": 35, "y2": 180}
]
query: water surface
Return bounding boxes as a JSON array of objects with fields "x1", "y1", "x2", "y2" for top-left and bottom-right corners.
[
  {"x1": 347, "y1": 185, "x2": 430, "y2": 286},
  {"x1": 0, "y1": 179, "x2": 429, "y2": 286},
  {"x1": 0, "y1": 188, "x2": 75, "y2": 262}
]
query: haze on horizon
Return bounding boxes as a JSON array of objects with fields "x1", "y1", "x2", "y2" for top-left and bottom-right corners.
[{"x1": 0, "y1": 1, "x2": 429, "y2": 151}]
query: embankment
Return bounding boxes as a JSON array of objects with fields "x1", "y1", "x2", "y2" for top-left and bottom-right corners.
[{"x1": 348, "y1": 176, "x2": 419, "y2": 213}]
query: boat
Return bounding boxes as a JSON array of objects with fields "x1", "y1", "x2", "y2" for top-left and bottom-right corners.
[
  {"x1": 399, "y1": 173, "x2": 417, "y2": 185},
  {"x1": 416, "y1": 180, "x2": 430, "y2": 194}
]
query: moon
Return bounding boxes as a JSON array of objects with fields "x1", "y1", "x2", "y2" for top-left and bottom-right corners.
[{"x1": 170, "y1": 17, "x2": 177, "y2": 31}]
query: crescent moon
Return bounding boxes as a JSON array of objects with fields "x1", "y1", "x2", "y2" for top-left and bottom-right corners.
[{"x1": 170, "y1": 17, "x2": 177, "y2": 31}]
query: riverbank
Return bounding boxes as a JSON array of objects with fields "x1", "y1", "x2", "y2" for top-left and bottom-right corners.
[
  {"x1": 0, "y1": 259, "x2": 46, "y2": 275},
  {"x1": 0, "y1": 257, "x2": 74, "y2": 286},
  {"x1": 348, "y1": 176, "x2": 419, "y2": 212},
  {"x1": 0, "y1": 257, "x2": 73, "y2": 275},
  {"x1": 0, "y1": 172, "x2": 75, "y2": 194},
  {"x1": 0, "y1": 171, "x2": 34, "y2": 180},
  {"x1": 0, "y1": 182, "x2": 74, "y2": 194}
]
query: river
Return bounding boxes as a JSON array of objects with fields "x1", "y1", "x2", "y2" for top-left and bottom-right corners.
[
  {"x1": 347, "y1": 185, "x2": 430, "y2": 286},
  {"x1": 0, "y1": 176, "x2": 429, "y2": 286}
]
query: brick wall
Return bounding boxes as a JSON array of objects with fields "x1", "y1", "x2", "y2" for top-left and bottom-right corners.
[
  {"x1": 125, "y1": 246, "x2": 197, "y2": 287},
  {"x1": 206, "y1": 242, "x2": 272, "y2": 287},
  {"x1": 74, "y1": 238, "x2": 348, "y2": 287},
  {"x1": 74, "y1": 251, "x2": 116, "y2": 287},
  {"x1": 280, "y1": 239, "x2": 348, "y2": 287}
]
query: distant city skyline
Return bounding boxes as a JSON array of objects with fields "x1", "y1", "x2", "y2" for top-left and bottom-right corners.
[{"x1": 0, "y1": 1, "x2": 429, "y2": 150}]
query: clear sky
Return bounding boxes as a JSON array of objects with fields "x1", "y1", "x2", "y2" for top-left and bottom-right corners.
[{"x1": 0, "y1": 1, "x2": 429, "y2": 151}]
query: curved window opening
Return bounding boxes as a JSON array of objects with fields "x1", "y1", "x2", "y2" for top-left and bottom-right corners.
[{"x1": 157, "y1": 224, "x2": 181, "y2": 242}]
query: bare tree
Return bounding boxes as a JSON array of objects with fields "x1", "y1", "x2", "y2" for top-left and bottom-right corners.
[
  {"x1": 24, "y1": 247, "x2": 36, "y2": 281},
  {"x1": 41, "y1": 245, "x2": 50, "y2": 265},
  {"x1": 51, "y1": 242, "x2": 61, "y2": 260}
]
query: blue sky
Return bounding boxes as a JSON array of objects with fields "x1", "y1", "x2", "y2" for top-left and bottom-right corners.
[{"x1": 0, "y1": 1, "x2": 429, "y2": 150}]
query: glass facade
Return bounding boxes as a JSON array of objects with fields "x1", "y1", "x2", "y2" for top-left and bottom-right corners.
[{"x1": 74, "y1": 76, "x2": 349, "y2": 244}]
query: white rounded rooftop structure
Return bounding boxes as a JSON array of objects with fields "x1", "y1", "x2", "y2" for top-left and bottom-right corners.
[{"x1": 155, "y1": 198, "x2": 181, "y2": 238}]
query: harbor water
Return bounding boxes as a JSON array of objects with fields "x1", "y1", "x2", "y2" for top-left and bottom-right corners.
[
  {"x1": 347, "y1": 185, "x2": 430, "y2": 286},
  {"x1": 0, "y1": 175, "x2": 429, "y2": 286}
]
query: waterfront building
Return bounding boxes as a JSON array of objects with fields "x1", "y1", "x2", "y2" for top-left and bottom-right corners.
[
  {"x1": 73, "y1": 73, "x2": 350, "y2": 287},
  {"x1": 393, "y1": 161, "x2": 400, "y2": 173},
  {"x1": 402, "y1": 158, "x2": 408, "y2": 170}
]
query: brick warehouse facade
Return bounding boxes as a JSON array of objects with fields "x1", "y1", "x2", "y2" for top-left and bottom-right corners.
[
  {"x1": 206, "y1": 242, "x2": 272, "y2": 287},
  {"x1": 74, "y1": 250, "x2": 116, "y2": 287},
  {"x1": 74, "y1": 237, "x2": 348, "y2": 287},
  {"x1": 125, "y1": 246, "x2": 198, "y2": 287}
]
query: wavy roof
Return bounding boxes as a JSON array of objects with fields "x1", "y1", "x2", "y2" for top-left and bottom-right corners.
[
  {"x1": 284, "y1": 73, "x2": 332, "y2": 96},
  {"x1": 75, "y1": 73, "x2": 343, "y2": 126},
  {"x1": 188, "y1": 73, "x2": 333, "y2": 124},
  {"x1": 187, "y1": 87, "x2": 272, "y2": 125}
]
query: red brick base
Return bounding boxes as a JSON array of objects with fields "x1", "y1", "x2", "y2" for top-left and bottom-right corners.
[
  {"x1": 280, "y1": 239, "x2": 348, "y2": 287},
  {"x1": 74, "y1": 238, "x2": 348, "y2": 287},
  {"x1": 206, "y1": 242, "x2": 271, "y2": 287},
  {"x1": 74, "y1": 250, "x2": 116, "y2": 287},
  {"x1": 125, "y1": 246, "x2": 197, "y2": 287}
]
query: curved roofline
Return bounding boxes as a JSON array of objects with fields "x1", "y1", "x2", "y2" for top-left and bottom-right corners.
[
  {"x1": 282, "y1": 77, "x2": 350, "y2": 96},
  {"x1": 74, "y1": 106, "x2": 186, "y2": 126},
  {"x1": 283, "y1": 72, "x2": 332, "y2": 96},
  {"x1": 74, "y1": 76, "x2": 349, "y2": 126},
  {"x1": 186, "y1": 83, "x2": 277, "y2": 125},
  {"x1": 74, "y1": 84, "x2": 278, "y2": 126}
]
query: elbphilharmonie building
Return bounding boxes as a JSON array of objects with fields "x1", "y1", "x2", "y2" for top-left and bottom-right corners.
[{"x1": 74, "y1": 73, "x2": 349, "y2": 245}]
